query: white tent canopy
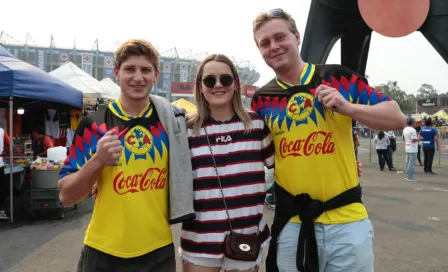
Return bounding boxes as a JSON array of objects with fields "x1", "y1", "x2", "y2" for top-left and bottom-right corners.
[
  {"x1": 50, "y1": 62, "x2": 116, "y2": 99},
  {"x1": 100, "y1": 78, "x2": 120, "y2": 100}
]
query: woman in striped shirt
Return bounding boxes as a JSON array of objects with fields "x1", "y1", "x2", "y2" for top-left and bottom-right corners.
[{"x1": 180, "y1": 54, "x2": 275, "y2": 272}]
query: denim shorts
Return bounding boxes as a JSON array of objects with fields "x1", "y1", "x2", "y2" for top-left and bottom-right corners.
[
  {"x1": 277, "y1": 219, "x2": 374, "y2": 272},
  {"x1": 179, "y1": 247, "x2": 264, "y2": 271}
]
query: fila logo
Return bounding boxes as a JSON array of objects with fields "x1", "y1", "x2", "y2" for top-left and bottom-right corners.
[{"x1": 216, "y1": 135, "x2": 232, "y2": 143}]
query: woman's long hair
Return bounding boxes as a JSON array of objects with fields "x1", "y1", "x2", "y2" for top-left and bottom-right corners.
[
  {"x1": 187, "y1": 54, "x2": 252, "y2": 135},
  {"x1": 378, "y1": 131, "x2": 385, "y2": 140}
]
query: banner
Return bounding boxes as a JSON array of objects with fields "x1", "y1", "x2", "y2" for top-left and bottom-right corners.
[
  {"x1": 171, "y1": 82, "x2": 195, "y2": 95},
  {"x1": 60, "y1": 51, "x2": 70, "y2": 66},
  {"x1": 163, "y1": 73, "x2": 172, "y2": 91},
  {"x1": 161, "y1": 60, "x2": 174, "y2": 92},
  {"x1": 162, "y1": 62, "x2": 172, "y2": 74},
  {"x1": 36, "y1": 49, "x2": 46, "y2": 71},
  {"x1": 82, "y1": 53, "x2": 93, "y2": 75},
  {"x1": 103, "y1": 55, "x2": 114, "y2": 79},
  {"x1": 417, "y1": 97, "x2": 438, "y2": 107},
  {"x1": 179, "y1": 61, "x2": 189, "y2": 82}
]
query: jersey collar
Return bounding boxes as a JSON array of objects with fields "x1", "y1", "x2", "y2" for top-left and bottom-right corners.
[
  {"x1": 275, "y1": 62, "x2": 315, "y2": 89},
  {"x1": 108, "y1": 99, "x2": 153, "y2": 121}
]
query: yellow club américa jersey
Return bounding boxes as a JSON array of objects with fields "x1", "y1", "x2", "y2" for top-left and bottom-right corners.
[
  {"x1": 251, "y1": 63, "x2": 391, "y2": 224},
  {"x1": 60, "y1": 99, "x2": 172, "y2": 258}
]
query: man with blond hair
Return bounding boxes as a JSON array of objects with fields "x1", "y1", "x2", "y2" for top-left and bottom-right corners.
[
  {"x1": 59, "y1": 39, "x2": 194, "y2": 272},
  {"x1": 251, "y1": 9, "x2": 406, "y2": 272}
]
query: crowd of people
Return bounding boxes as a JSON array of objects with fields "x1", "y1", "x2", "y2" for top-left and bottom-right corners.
[
  {"x1": 372, "y1": 118, "x2": 440, "y2": 183},
  {"x1": 57, "y1": 9, "x2": 406, "y2": 272}
]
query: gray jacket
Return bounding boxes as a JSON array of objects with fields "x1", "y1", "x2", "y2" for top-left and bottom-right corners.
[{"x1": 151, "y1": 94, "x2": 195, "y2": 224}]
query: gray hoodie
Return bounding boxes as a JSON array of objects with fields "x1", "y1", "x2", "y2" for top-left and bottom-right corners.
[{"x1": 150, "y1": 94, "x2": 195, "y2": 224}]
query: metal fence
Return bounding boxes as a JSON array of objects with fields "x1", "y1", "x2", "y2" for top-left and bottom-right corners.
[{"x1": 354, "y1": 126, "x2": 447, "y2": 168}]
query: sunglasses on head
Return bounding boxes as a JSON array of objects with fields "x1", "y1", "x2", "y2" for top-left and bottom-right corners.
[
  {"x1": 201, "y1": 74, "x2": 235, "y2": 88},
  {"x1": 268, "y1": 8, "x2": 285, "y2": 16}
]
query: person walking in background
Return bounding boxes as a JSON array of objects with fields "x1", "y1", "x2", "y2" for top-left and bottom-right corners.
[
  {"x1": 374, "y1": 131, "x2": 396, "y2": 171},
  {"x1": 414, "y1": 120, "x2": 424, "y2": 166},
  {"x1": 386, "y1": 130, "x2": 396, "y2": 166},
  {"x1": 419, "y1": 118, "x2": 439, "y2": 175},
  {"x1": 403, "y1": 119, "x2": 418, "y2": 182}
]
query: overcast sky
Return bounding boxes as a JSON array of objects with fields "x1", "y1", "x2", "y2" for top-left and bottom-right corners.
[{"x1": 1, "y1": 0, "x2": 447, "y2": 95}]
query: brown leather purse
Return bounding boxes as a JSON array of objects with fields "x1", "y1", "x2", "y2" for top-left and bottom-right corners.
[
  {"x1": 223, "y1": 230, "x2": 261, "y2": 261},
  {"x1": 204, "y1": 126, "x2": 261, "y2": 262}
]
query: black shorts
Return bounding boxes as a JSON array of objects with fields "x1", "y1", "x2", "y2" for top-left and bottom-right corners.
[{"x1": 77, "y1": 243, "x2": 175, "y2": 272}]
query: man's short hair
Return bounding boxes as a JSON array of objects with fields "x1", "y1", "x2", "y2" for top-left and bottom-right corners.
[
  {"x1": 114, "y1": 39, "x2": 160, "y2": 71},
  {"x1": 425, "y1": 118, "x2": 432, "y2": 126},
  {"x1": 252, "y1": 9, "x2": 299, "y2": 45},
  {"x1": 407, "y1": 118, "x2": 415, "y2": 126}
]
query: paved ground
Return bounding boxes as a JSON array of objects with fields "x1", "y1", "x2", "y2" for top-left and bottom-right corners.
[{"x1": 1, "y1": 141, "x2": 447, "y2": 272}]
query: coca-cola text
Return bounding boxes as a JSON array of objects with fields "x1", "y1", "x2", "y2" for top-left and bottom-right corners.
[
  {"x1": 279, "y1": 131, "x2": 335, "y2": 158},
  {"x1": 113, "y1": 168, "x2": 167, "y2": 195}
]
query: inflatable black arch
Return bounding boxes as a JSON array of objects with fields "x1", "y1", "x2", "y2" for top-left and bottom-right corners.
[{"x1": 301, "y1": 0, "x2": 448, "y2": 76}]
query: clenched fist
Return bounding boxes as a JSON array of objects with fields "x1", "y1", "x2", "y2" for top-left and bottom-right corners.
[
  {"x1": 315, "y1": 85, "x2": 353, "y2": 116},
  {"x1": 95, "y1": 130, "x2": 123, "y2": 167}
]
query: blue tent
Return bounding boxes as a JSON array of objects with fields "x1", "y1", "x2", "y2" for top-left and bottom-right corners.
[
  {"x1": 0, "y1": 45, "x2": 83, "y2": 109},
  {"x1": 0, "y1": 44, "x2": 83, "y2": 222}
]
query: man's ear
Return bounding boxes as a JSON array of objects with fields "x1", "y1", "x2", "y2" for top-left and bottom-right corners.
[{"x1": 295, "y1": 32, "x2": 301, "y2": 47}]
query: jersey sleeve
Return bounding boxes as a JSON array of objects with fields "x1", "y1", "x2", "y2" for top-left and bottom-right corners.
[
  {"x1": 320, "y1": 66, "x2": 392, "y2": 106},
  {"x1": 261, "y1": 122, "x2": 275, "y2": 168},
  {"x1": 59, "y1": 115, "x2": 106, "y2": 179},
  {"x1": 350, "y1": 75, "x2": 392, "y2": 106}
]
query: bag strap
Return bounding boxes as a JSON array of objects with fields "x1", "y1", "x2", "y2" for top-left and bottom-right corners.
[
  {"x1": 204, "y1": 126, "x2": 259, "y2": 235},
  {"x1": 204, "y1": 126, "x2": 234, "y2": 231}
]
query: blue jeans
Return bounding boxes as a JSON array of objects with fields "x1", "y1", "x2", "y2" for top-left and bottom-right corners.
[
  {"x1": 405, "y1": 152, "x2": 417, "y2": 179},
  {"x1": 277, "y1": 219, "x2": 374, "y2": 272}
]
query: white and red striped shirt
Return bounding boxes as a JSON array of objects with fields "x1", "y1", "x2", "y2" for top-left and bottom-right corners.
[{"x1": 180, "y1": 112, "x2": 274, "y2": 258}]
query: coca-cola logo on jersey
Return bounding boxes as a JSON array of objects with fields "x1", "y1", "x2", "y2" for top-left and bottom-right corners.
[
  {"x1": 280, "y1": 131, "x2": 335, "y2": 158},
  {"x1": 113, "y1": 168, "x2": 167, "y2": 195}
]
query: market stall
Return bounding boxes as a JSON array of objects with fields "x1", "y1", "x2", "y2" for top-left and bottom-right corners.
[
  {"x1": 0, "y1": 45, "x2": 83, "y2": 222},
  {"x1": 100, "y1": 78, "x2": 120, "y2": 99},
  {"x1": 50, "y1": 62, "x2": 118, "y2": 101},
  {"x1": 171, "y1": 98, "x2": 197, "y2": 113}
]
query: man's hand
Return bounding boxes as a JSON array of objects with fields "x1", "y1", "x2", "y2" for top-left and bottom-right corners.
[
  {"x1": 94, "y1": 130, "x2": 123, "y2": 167},
  {"x1": 357, "y1": 161, "x2": 362, "y2": 177},
  {"x1": 315, "y1": 85, "x2": 353, "y2": 116}
]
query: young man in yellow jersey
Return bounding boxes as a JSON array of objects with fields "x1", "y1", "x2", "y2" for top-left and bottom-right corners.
[
  {"x1": 58, "y1": 39, "x2": 194, "y2": 272},
  {"x1": 251, "y1": 9, "x2": 406, "y2": 272}
]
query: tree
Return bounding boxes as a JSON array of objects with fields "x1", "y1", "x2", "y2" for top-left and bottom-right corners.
[
  {"x1": 373, "y1": 81, "x2": 414, "y2": 112},
  {"x1": 416, "y1": 84, "x2": 438, "y2": 99}
]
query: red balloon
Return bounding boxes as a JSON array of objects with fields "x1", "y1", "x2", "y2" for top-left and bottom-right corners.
[{"x1": 359, "y1": 0, "x2": 430, "y2": 38}]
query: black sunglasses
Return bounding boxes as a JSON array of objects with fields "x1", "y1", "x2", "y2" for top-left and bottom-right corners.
[{"x1": 201, "y1": 74, "x2": 235, "y2": 88}]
